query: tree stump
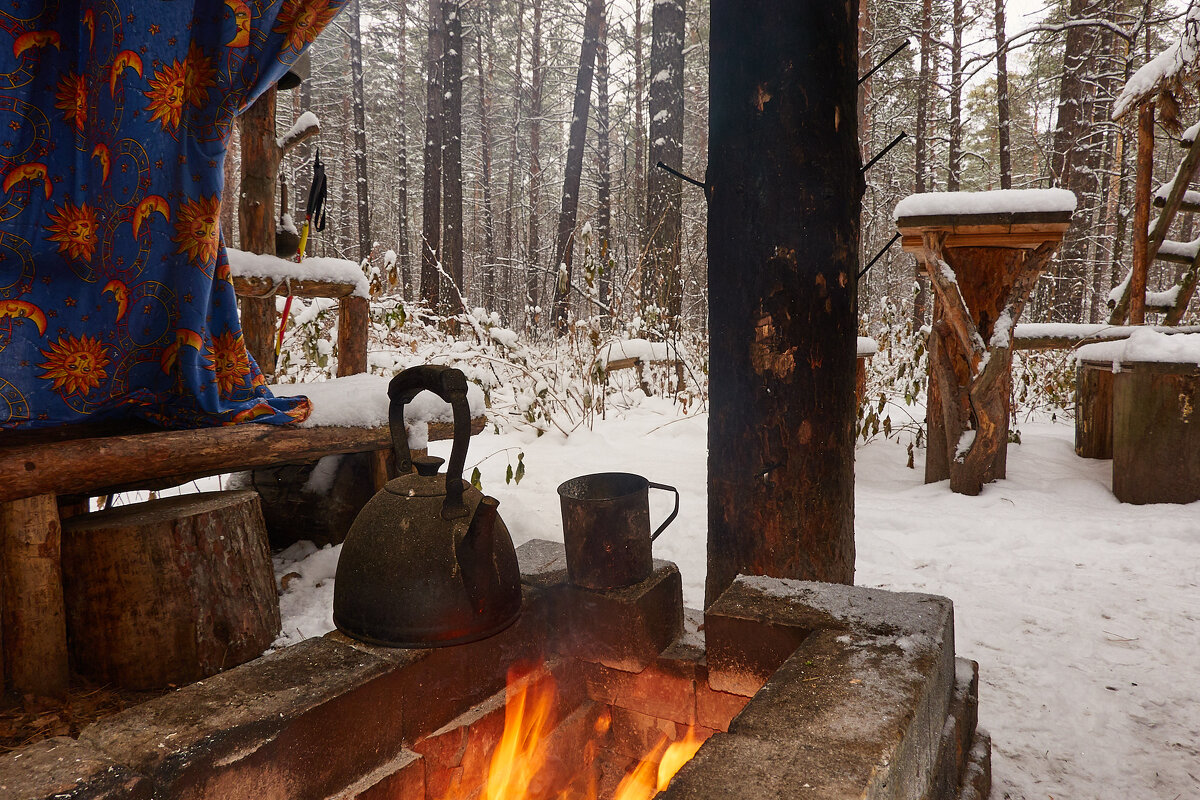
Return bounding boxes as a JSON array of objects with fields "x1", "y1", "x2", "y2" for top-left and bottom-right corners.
[
  {"x1": 1075, "y1": 359, "x2": 1114, "y2": 459},
  {"x1": 1112, "y1": 360, "x2": 1200, "y2": 504},
  {"x1": 61, "y1": 491, "x2": 280, "y2": 690},
  {"x1": 1, "y1": 493, "x2": 69, "y2": 697}
]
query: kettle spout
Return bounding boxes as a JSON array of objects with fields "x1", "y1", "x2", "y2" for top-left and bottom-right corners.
[{"x1": 457, "y1": 497, "x2": 501, "y2": 614}]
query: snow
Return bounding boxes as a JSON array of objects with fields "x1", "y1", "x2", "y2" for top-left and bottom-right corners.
[
  {"x1": 1184, "y1": 120, "x2": 1200, "y2": 146},
  {"x1": 277, "y1": 111, "x2": 319, "y2": 148},
  {"x1": 274, "y1": 401, "x2": 1200, "y2": 799},
  {"x1": 1156, "y1": 237, "x2": 1200, "y2": 261},
  {"x1": 595, "y1": 338, "x2": 685, "y2": 366},
  {"x1": 226, "y1": 247, "x2": 370, "y2": 299},
  {"x1": 894, "y1": 189, "x2": 1077, "y2": 219},
  {"x1": 1075, "y1": 328, "x2": 1200, "y2": 368},
  {"x1": 856, "y1": 336, "x2": 878, "y2": 357},
  {"x1": 267, "y1": 373, "x2": 486, "y2": 445},
  {"x1": 1014, "y1": 322, "x2": 1187, "y2": 345},
  {"x1": 1113, "y1": 3, "x2": 1200, "y2": 119}
]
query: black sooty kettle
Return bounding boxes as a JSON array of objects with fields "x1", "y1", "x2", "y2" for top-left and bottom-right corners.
[{"x1": 333, "y1": 365, "x2": 522, "y2": 647}]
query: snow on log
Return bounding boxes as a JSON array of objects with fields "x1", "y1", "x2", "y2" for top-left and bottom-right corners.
[
  {"x1": 1113, "y1": 4, "x2": 1200, "y2": 121},
  {"x1": 893, "y1": 188, "x2": 1077, "y2": 219},
  {"x1": 226, "y1": 246, "x2": 370, "y2": 298},
  {"x1": 856, "y1": 336, "x2": 878, "y2": 357},
  {"x1": 1075, "y1": 328, "x2": 1200, "y2": 369},
  {"x1": 277, "y1": 110, "x2": 320, "y2": 151},
  {"x1": 595, "y1": 338, "x2": 686, "y2": 367}
]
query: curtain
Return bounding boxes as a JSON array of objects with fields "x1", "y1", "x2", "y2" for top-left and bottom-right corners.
[{"x1": 0, "y1": 0, "x2": 347, "y2": 430}]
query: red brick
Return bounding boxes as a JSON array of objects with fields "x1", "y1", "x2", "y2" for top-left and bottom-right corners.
[
  {"x1": 694, "y1": 681, "x2": 751, "y2": 732},
  {"x1": 346, "y1": 751, "x2": 424, "y2": 800},
  {"x1": 582, "y1": 660, "x2": 696, "y2": 725}
]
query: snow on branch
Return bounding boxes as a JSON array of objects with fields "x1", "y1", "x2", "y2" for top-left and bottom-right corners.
[
  {"x1": 1113, "y1": 3, "x2": 1200, "y2": 120},
  {"x1": 278, "y1": 111, "x2": 321, "y2": 154}
]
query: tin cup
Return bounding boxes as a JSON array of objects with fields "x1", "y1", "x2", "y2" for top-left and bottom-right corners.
[{"x1": 556, "y1": 472, "x2": 679, "y2": 590}]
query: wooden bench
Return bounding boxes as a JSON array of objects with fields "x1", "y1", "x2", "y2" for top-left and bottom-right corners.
[{"x1": 0, "y1": 381, "x2": 484, "y2": 697}]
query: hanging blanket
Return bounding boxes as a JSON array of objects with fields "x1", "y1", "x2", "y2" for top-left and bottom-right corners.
[{"x1": 0, "y1": 0, "x2": 346, "y2": 430}]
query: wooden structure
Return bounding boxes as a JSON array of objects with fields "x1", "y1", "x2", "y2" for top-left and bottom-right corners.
[
  {"x1": 0, "y1": 413, "x2": 480, "y2": 697},
  {"x1": 1075, "y1": 359, "x2": 1115, "y2": 459},
  {"x1": 62, "y1": 491, "x2": 279, "y2": 690},
  {"x1": 897, "y1": 209, "x2": 1070, "y2": 495},
  {"x1": 1108, "y1": 118, "x2": 1200, "y2": 325},
  {"x1": 1112, "y1": 359, "x2": 1200, "y2": 504}
]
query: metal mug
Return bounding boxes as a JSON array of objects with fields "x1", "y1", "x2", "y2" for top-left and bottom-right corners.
[{"x1": 557, "y1": 472, "x2": 680, "y2": 590}]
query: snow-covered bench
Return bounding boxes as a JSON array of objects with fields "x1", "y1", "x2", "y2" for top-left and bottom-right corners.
[{"x1": 595, "y1": 338, "x2": 688, "y2": 395}]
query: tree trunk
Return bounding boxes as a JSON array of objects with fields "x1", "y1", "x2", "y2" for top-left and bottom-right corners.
[
  {"x1": 349, "y1": 0, "x2": 372, "y2": 269},
  {"x1": 947, "y1": 0, "x2": 963, "y2": 191},
  {"x1": 550, "y1": 0, "x2": 606, "y2": 335},
  {"x1": 1, "y1": 494, "x2": 69, "y2": 697},
  {"x1": 526, "y1": 0, "x2": 545, "y2": 331},
  {"x1": 911, "y1": 0, "x2": 933, "y2": 332},
  {"x1": 995, "y1": 0, "x2": 1012, "y2": 189},
  {"x1": 442, "y1": 0, "x2": 465, "y2": 311},
  {"x1": 396, "y1": 4, "x2": 413, "y2": 294},
  {"x1": 61, "y1": 491, "x2": 280, "y2": 690},
  {"x1": 421, "y1": 1, "x2": 446, "y2": 307},
  {"x1": 476, "y1": 1, "x2": 498, "y2": 311},
  {"x1": 504, "y1": 0, "x2": 525, "y2": 323},
  {"x1": 597, "y1": 12, "x2": 612, "y2": 323},
  {"x1": 1129, "y1": 102, "x2": 1154, "y2": 325},
  {"x1": 644, "y1": 0, "x2": 685, "y2": 335},
  {"x1": 238, "y1": 89, "x2": 281, "y2": 377},
  {"x1": 633, "y1": 0, "x2": 646, "y2": 279},
  {"x1": 706, "y1": 0, "x2": 862, "y2": 605}
]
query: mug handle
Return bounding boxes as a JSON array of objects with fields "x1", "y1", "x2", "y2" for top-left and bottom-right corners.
[{"x1": 648, "y1": 482, "x2": 680, "y2": 540}]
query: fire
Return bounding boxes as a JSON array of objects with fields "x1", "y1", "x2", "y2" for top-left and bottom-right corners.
[{"x1": 467, "y1": 666, "x2": 703, "y2": 800}]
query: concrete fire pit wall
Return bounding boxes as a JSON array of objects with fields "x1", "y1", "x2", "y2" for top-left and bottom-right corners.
[{"x1": 0, "y1": 541, "x2": 988, "y2": 800}]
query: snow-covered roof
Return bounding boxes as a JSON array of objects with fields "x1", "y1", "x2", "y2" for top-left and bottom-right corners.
[
  {"x1": 1075, "y1": 328, "x2": 1200, "y2": 368},
  {"x1": 226, "y1": 247, "x2": 370, "y2": 298},
  {"x1": 268, "y1": 373, "x2": 486, "y2": 447},
  {"x1": 893, "y1": 189, "x2": 1077, "y2": 220},
  {"x1": 1113, "y1": 4, "x2": 1200, "y2": 120}
]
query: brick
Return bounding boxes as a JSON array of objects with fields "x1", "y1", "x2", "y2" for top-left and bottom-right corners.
[
  {"x1": 956, "y1": 730, "x2": 991, "y2": 800},
  {"x1": 560, "y1": 561, "x2": 684, "y2": 671},
  {"x1": 582, "y1": 659, "x2": 696, "y2": 725},
  {"x1": 694, "y1": 680, "x2": 751, "y2": 732},
  {"x1": 728, "y1": 626, "x2": 955, "y2": 800},
  {"x1": 0, "y1": 736, "x2": 153, "y2": 800},
  {"x1": 337, "y1": 750, "x2": 424, "y2": 800},
  {"x1": 527, "y1": 702, "x2": 609, "y2": 800},
  {"x1": 929, "y1": 659, "x2": 981, "y2": 800},
  {"x1": 79, "y1": 636, "x2": 405, "y2": 800},
  {"x1": 705, "y1": 576, "x2": 954, "y2": 696},
  {"x1": 515, "y1": 538, "x2": 570, "y2": 590}
]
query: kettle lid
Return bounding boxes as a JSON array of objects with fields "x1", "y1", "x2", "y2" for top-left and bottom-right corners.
[{"x1": 384, "y1": 455, "x2": 454, "y2": 497}]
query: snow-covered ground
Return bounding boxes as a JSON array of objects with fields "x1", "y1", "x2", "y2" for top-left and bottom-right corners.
[{"x1": 274, "y1": 397, "x2": 1200, "y2": 800}]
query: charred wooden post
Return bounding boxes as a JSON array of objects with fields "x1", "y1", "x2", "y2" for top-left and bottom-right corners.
[
  {"x1": 61, "y1": 491, "x2": 280, "y2": 690},
  {"x1": 897, "y1": 209, "x2": 1070, "y2": 495},
  {"x1": 1, "y1": 494, "x2": 69, "y2": 697},
  {"x1": 705, "y1": 0, "x2": 863, "y2": 605}
]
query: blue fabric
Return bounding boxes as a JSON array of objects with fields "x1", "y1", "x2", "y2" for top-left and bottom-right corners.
[{"x1": 0, "y1": 0, "x2": 345, "y2": 430}]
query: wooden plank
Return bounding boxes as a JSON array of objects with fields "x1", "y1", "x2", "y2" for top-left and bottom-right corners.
[
  {"x1": 336, "y1": 295, "x2": 370, "y2": 376},
  {"x1": 894, "y1": 210, "x2": 1074, "y2": 229},
  {"x1": 233, "y1": 275, "x2": 358, "y2": 299},
  {"x1": 901, "y1": 230, "x2": 1067, "y2": 250},
  {"x1": 0, "y1": 417, "x2": 483, "y2": 503}
]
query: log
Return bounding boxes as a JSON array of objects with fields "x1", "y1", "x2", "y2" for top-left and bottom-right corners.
[
  {"x1": 1112, "y1": 361, "x2": 1200, "y2": 504},
  {"x1": 233, "y1": 275, "x2": 358, "y2": 299},
  {"x1": 61, "y1": 491, "x2": 280, "y2": 690},
  {"x1": 1, "y1": 493, "x2": 69, "y2": 697},
  {"x1": 1075, "y1": 360, "x2": 1114, "y2": 459},
  {"x1": 0, "y1": 418, "x2": 482, "y2": 504}
]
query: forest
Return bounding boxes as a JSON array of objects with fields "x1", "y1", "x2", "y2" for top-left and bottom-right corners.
[{"x1": 221, "y1": 0, "x2": 1194, "y2": 376}]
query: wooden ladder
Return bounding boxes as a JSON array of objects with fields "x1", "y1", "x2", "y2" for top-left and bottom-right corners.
[{"x1": 1109, "y1": 120, "x2": 1200, "y2": 325}]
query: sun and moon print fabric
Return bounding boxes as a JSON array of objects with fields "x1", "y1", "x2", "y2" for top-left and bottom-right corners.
[{"x1": 0, "y1": 0, "x2": 345, "y2": 431}]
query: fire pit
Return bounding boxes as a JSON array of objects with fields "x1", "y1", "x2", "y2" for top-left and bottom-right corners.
[{"x1": 0, "y1": 541, "x2": 989, "y2": 800}]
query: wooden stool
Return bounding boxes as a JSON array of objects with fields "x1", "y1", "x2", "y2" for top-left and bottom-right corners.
[
  {"x1": 1113, "y1": 360, "x2": 1200, "y2": 504},
  {"x1": 61, "y1": 490, "x2": 280, "y2": 690}
]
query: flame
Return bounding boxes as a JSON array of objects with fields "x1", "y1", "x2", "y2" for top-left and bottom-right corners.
[{"x1": 460, "y1": 666, "x2": 703, "y2": 800}]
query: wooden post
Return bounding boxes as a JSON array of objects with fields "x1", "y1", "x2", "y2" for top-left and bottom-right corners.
[
  {"x1": 1129, "y1": 101, "x2": 1154, "y2": 325},
  {"x1": 238, "y1": 88, "x2": 282, "y2": 376},
  {"x1": 1075, "y1": 360, "x2": 1114, "y2": 459},
  {"x1": 705, "y1": 0, "x2": 862, "y2": 605},
  {"x1": 337, "y1": 295, "x2": 369, "y2": 377},
  {"x1": 1, "y1": 494, "x2": 69, "y2": 697}
]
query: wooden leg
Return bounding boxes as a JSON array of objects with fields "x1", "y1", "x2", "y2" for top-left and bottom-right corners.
[{"x1": 1, "y1": 494, "x2": 69, "y2": 698}]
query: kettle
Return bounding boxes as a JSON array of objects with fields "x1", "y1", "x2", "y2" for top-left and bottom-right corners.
[{"x1": 333, "y1": 365, "x2": 522, "y2": 647}]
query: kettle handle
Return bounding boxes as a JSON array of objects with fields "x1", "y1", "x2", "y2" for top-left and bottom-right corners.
[{"x1": 388, "y1": 365, "x2": 472, "y2": 519}]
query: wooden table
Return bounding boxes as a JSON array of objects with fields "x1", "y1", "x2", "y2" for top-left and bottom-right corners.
[{"x1": 896, "y1": 210, "x2": 1071, "y2": 494}]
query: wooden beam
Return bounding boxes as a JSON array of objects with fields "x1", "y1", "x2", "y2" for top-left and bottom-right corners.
[
  {"x1": 233, "y1": 275, "x2": 358, "y2": 299},
  {"x1": 0, "y1": 418, "x2": 483, "y2": 504},
  {"x1": 336, "y1": 295, "x2": 369, "y2": 376},
  {"x1": 1129, "y1": 102, "x2": 1155, "y2": 325},
  {"x1": 1013, "y1": 324, "x2": 1200, "y2": 351}
]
